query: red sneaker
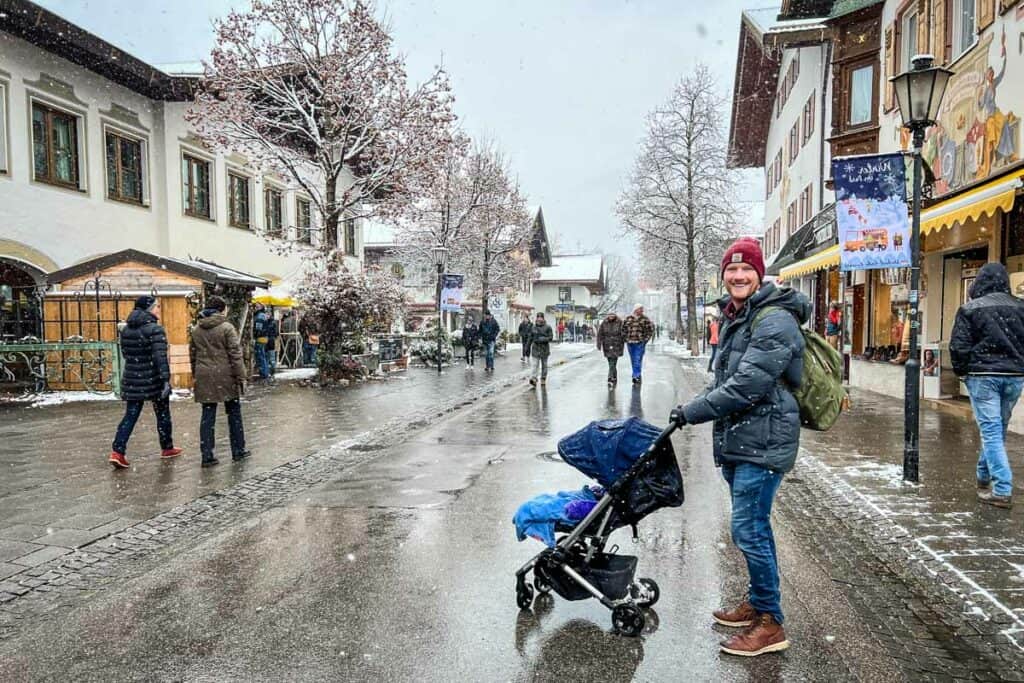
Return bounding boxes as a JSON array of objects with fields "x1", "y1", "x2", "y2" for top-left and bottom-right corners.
[
  {"x1": 160, "y1": 447, "x2": 183, "y2": 459},
  {"x1": 109, "y1": 451, "x2": 130, "y2": 468}
]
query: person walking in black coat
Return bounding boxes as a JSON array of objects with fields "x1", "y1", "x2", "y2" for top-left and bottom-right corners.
[
  {"x1": 670, "y1": 237, "x2": 809, "y2": 657},
  {"x1": 596, "y1": 313, "x2": 626, "y2": 386},
  {"x1": 479, "y1": 312, "x2": 501, "y2": 372},
  {"x1": 950, "y1": 262, "x2": 1024, "y2": 509},
  {"x1": 462, "y1": 318, "x2": 480, "y2": 369},
  {"x1": 109, "y1": 296, "x2": 181, "y2": 468},
  {"x1": 528, "y1": 312, "x2": 554, "y2": 386},
  {"x1": 518, "y1": 314, "x2": 533, "y2": 363}
]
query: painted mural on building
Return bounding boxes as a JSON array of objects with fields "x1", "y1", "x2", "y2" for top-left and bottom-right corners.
[{"x1": 919, "y1": 25, "x2": 1020, "y2": 195}]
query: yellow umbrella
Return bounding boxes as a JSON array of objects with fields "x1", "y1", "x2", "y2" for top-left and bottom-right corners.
[{"x1": 252, "y1": 282, "x2": 298, "y2": 307}]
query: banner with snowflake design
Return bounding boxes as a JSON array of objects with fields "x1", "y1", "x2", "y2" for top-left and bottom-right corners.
[{"x1": 833, "y1": 153, "x2": 911, "y2": 272}]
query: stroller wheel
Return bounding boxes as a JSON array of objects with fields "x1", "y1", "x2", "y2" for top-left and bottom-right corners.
[
  {"x1": 516, "y1": 582, "x2": 534, "y2": 610},
  {"x1": 630, "y1": 578, "x2": 660, "y2": 608},
  {"x1": 612, "y1": 604, "x2": 645, "y2": 637},
  {"x1": 533, "y1": 571, "x2": 552, "y2": 595}
]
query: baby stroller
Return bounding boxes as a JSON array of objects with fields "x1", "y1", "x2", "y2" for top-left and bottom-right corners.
[{"x1": 513, "y1": 417, "x2": 684, "y2": 636}]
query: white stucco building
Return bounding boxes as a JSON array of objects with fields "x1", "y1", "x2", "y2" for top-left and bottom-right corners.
[
  {"x1": 0, "y1": 0, "x2": 362, "y2": 335},
  {"x1": 532, "y1": 254, "x2": 606, "y2": 330}
]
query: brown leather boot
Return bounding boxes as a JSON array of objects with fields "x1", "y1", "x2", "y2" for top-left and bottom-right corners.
[
  {"x1": 712, "y1": 599, "x2": 756, "y2": 627},
  {"x1": 720, "y1": 613, "x2": 790, "y2": 656}
]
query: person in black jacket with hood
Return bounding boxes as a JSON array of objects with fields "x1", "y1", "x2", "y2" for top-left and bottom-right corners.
[
  {"x1": 670, "y1": 238, "x2": 809, "y2": 657},
  {"x1": 109, "y1": 296, "x2": 181, "y2": 468},
  {"x1": 950, "y1": 262, "x2": 1024, "y2": 509},
  {"x1": 518, "y1": 314, "x2": 533, "y2": 363}
]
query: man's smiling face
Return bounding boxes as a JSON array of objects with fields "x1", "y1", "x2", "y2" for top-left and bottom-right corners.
[{"x1": 724, "y1": 263, "x2": 760, "y2": 304}]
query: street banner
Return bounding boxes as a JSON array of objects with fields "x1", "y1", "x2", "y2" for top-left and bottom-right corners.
[
  {"x1": 833, "y1": 153, "x2": 911, "y2": 271},
  {"x1": 488, "y1": 293, "x2": 507, "y2": 315},
  {"x1": 440, "y1": 274, "x2": 464, "y2": 313}
]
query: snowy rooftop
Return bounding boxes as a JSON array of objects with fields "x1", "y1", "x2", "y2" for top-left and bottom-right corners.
[
  {"x1": 742, "y1": 6, "x2": 783, "y2": 36},
  {"x1": 535, "y1": 254, "x2": 604, "y2": 283},
  {"x1": 155, "y1": 61, "x2": 205, "y2": 77}
]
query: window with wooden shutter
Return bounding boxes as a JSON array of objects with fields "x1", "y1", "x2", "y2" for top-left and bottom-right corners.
[
  {"x1": 916, "y1": 0, "x2": 930, "y2": 54},
  {"x1": 884, "y1": 24, "x2": 895, "y2": 112},
  {"x1": 932, "y1": 0, "x2": 947, "y2": 64},
  {"x1": 978, "y1": 0, "x2": 995, "y2": 31}
]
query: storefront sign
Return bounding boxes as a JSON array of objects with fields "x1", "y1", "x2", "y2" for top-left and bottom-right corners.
[
  {"x1": 378, "y1": 336, "x2": 403, "y2": 362},
  {"x1": 440, "y1": 274, "x2": 464, "y2": 313},
  {"x1": 834, "y1": 153, "x2": 911, "y2": 272}
]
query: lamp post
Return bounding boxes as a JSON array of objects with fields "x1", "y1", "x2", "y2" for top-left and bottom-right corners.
[
  {"x1": 890, "y1": 54, "x2": 952, "y2": 483},
  {"x1": 700, "y1": 279, "x2": 709, "y2": 355},
  {"x1": 432, "y1": 243, "x2": 449, "y2": 375}
]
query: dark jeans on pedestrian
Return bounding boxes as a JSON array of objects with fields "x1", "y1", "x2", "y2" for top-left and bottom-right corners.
[
  {"x1": 254, "y1": 342, "x2": 269, "y2": 378},
  {"x1": 484, "y1": 341, "x2": 496, "y2": 370},
  {"x1": 522, "y1": 340, "x2": 531, "y2": 359},
  {"x1": 200, "y1": 399, "x2": 246, "y2": 462},
  {"x1": 302, "y1": 341, "x2": 318, "y2": 367},
  {"x1": 606, "y1": 356, "x2": 618, "y2": 383},
  {"x1": 722, "y1": 462, "x2": 784, "y2": 624},
  {"x1": 627, "y1": 342, "x2": 646, "y2": 379},
  {"x1": 965, "y1": 375, "x2": 1024, "y2": 497},
  {"x1": 112, "y1": 398, "x2": 173, "y2": 455},
  {"x1": 465, "y1": 346, "x2": 476, "y2": 366}
]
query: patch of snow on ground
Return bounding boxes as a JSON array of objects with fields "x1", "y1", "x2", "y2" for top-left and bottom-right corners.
[{"x1": 274, "y1": 368, "x2": 318, "y2": 381}]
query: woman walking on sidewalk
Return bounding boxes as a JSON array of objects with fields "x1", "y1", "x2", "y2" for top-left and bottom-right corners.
[
  {"x1": 462, "y1": 318, "x2": 480, "y2": 369},
  {"x1": 109, "y1": 296, "x2": 182, "y2": 468},
  {"x1": 596, "y1": 312, "x2": 625, "y2": 386},
  {"x1": 190, "y1": 296, "x2": 251, "y2": 468},
  {"x1": 669, "y1": 238, "x2": 809, "y2": 657}
]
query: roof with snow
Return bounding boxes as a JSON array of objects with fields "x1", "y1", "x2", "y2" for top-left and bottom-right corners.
[
  {"x1": 535, "y1": 254, "x2": 604, "y2": 286},
  {"x1": 46, "y1": 249, "x2": 269, "y2": 289},
  {"x1": 727, "y1": 8, "x2": 782, "y2": 168},
  {"x1": 155, "y1": 61, "x2": 205, "y2": 77}
]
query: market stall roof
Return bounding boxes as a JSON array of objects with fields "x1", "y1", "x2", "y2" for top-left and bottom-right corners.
[
  {"x1": 46, "y1": 249, "x2": 270, "y2": 289},
  {"x1": 920, "y1": 170, "x2": 1024, "y2": 236}
]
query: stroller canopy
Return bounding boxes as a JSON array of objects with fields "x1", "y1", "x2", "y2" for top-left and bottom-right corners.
[{"x1": 557, "y1": 418, "x2": 684, "y2": 523}]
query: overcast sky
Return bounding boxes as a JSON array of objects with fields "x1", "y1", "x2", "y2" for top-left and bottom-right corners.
[{"x1": 36, "y1": 0, "x2": 766, "y2": 257}]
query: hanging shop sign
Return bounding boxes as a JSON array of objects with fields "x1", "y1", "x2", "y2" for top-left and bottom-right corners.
[
  {"x1": 440, "y1": 274, "x2": 464, "y2": 313},
  {"x1": 488, "y1": 293, "x2": 507, "y2": 315},
  {"x1": 833, "y1": 153, "x2": 911, "y2": 272}
]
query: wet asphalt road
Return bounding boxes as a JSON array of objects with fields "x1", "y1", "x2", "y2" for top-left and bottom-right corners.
[{"x1": 0, "y1": 350, "x2": 902, "y2": 681}]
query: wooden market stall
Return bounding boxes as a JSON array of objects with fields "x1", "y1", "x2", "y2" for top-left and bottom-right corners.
[{"x1": 44, "y1": 249, "x2": 269, "y2": 389}]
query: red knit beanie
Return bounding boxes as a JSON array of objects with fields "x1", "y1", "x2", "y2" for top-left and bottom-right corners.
[{"x1": 721, "y1": 237, "x2": 765, "y2": 282}]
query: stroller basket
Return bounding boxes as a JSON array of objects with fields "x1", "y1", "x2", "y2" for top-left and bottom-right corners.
[{"x1": 542, "y1": 553, "x2": 638, "y2": 602}]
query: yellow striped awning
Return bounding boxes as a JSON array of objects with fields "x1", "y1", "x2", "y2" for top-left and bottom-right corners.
[
  {"x1": 920, "y1": 173, "x2": 1023, "y2": 235},
  {"x1": 778, "y1": 244, "x2": 840, "y2": 279}
]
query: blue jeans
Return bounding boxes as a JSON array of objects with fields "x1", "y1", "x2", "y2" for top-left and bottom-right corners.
[
  {"x1": 112, "y1": 398, "x2": 173, "y2": 455},
  {"x1": 302, "y1": 341, "x2": 317, "y2": 367},
  {"x1": 965, "y1": 375, "x2": 1024, "y2": 497},
  {"x1": 484, "y1": 341, "x2": 496, "y2": 370},
  {"x1": 254, "y1": 342, "x2": 269, "y2": 378},
  {"x1": 722, "y1": 462, "x2": 785, "y2": 624},
  {"x1": 627, "y1": 342, "x2": 646, "y2": 379}
]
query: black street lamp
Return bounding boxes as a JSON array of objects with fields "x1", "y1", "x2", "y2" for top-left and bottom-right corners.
[
  {"x1": 700, "y1": 279, "x2": 709, "y2": 355},
  {"x1": 890, "y1": 54, "x2": 952, "y2": 483},
  {"x1": 432, "y1": 243, "x2": 449, "y2": 375}
]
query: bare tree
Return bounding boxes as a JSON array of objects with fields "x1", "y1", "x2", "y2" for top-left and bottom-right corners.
[
  {"x1": 187, "y1": 0, "x2": 456, "y2": 256},
  {"x1": 592, "y1": 253, "x2": 637, "y2": 317},
  {"x1": 617, "y1": 64, "x2": 740, "y2": 353}
]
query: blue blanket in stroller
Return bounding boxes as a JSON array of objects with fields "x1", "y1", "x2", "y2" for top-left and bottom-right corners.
[
  {"x1": 513, "y1": 486, "x2": 602, "y2": 547},
  {"x1": 557, "y1": 417, "x2": 664, "y2": 488}
]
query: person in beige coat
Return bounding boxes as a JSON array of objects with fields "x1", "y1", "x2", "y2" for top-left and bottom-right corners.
[{"x1": 190, "y1": 295, "x2": 250, "y2": 467}]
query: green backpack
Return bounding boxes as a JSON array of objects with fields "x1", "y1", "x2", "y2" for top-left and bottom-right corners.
[{"x1": 753, "y1": 306, "x2": 848, "y2": 431}]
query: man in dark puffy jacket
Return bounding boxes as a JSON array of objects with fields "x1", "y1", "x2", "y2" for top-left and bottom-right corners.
[
  {"x1": 596, "y1": 313, "x2": 625, "y2": 386},
  {"x1": 110, "y1": 296, "x2": 181, "y2": 468},
  {"x1": 518, "y1": 314, "x2": 533, "y2": 363},
  {"x1": 670, "y1": 237, "x2": 809, "y2": 657},
  {"x1": 950, "y1": 262, "x2": 1024, "y2": 509},
  {"x1": 479, "y1": 312, "x2": 501, "y2": 372},
  {"x1": 528, "y1": 312, "x2": 554, "y2": 387}
]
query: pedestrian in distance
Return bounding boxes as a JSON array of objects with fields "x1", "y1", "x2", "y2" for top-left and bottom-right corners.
[
  {"x1": 109, "y1": 296, "x2": 181, "y2": 468},
  {"x1": 557, "y1": 318, "x2": 566, "y2": 343},
  {"x1": 462, "y1": 317, "x2": 480, "y2": 369},
  {"x1": 623, "y1": 304, "x2": 654, "y2": 384},
  {"x1": 264, "y1": 307, "x2": 280, "y2": 378},
  {"x1": 669, "y1": 237, "x2": 809, "y2": 657},
  {"x1": 529, "y1": 312, "x2": 554, "y2": 387},
  {"x1": 708, "y1": 317, "x2": 720, "y2": 368},
  {"x1": 596, "y1": 312, "x2": 626, "y2": 387},
  {"x1": 253, "y1": 303, "x2": 270, "y2": 381},
  {"x1": 298, "y1": 314, "x2": 319, "y2": 367},
  {"x1": 190, "y1": 295, "x2": 251, "y2": 468},
  {"x1": 825, "y1": 302, "x2": 842, "y2": 351},
  {"x1": 950, "y1": 262, "x2": 1024, "y2": 509},
  {"x1": 518, "y1": 313, "x2": 533, "y2": 364},
  {"x1": 479, "y1": 311, "x2": 501, "y2": 372}
]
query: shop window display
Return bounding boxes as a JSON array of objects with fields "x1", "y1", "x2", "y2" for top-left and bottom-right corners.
[{"x1": 860, "y1": 268, "x2": 910, "y2": 363}]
